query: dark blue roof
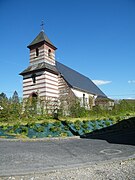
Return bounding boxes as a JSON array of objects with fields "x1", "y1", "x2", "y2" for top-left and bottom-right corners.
[{"x1": 56, "y1": 61, "x2": 107, "y2": 97}]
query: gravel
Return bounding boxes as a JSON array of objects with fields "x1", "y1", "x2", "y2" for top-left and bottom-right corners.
[{"x1": 1, "y1": 158, "x2": 135, "y2": 180}]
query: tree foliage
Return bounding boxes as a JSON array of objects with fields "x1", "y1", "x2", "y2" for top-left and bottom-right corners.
[
  {"x1": 11, "y1": 91, "x2": 19, "y2": 103},
  {"x1": 0, "y1": 91, "x2": 135, "y2": 124},
  {"x1": 0, "y1": 92, "x2": 8, "y2": 101}
]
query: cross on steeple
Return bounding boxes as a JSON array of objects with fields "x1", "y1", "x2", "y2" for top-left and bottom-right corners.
[{"x1": 41, "y1": 20, "x2": 44, "y2": 32}]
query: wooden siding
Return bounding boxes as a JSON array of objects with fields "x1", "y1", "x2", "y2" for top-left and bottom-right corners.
[
  {"x1": 30, "y1": 44, "x2": 55, "y2": 66},
  {"x1": 23, "y1": 71, "x2": 59, "y2": 99}
]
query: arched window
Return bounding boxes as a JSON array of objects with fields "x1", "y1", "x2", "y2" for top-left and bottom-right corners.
[
  {"x1": 48, "y1": 49, "x2": 51, "y2": 58},
  {"x1": 36, "y1": 48, "x2": 39, "y2": 57},
  {"x1": 31, "y1": 92, "x2": 38, "y2": 98},
  {"x1": 30, "y1": 92, "x2": 38, "y2": 112}
]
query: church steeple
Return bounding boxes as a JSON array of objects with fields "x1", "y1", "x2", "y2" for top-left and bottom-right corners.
[
  {"x1": 27, "y1": 30, "x2": 57, "y2": 66},
  {"x1": 27, "y1": 31, "x2": 57, "y2": 50}
]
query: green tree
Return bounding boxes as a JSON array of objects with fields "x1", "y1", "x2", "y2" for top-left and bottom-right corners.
[
  {"x1": 0, "y1": 92, "x2": 8, "y2": 102},
  {"x1": 11, "y1": 91, "x2": 19, "y2": 103}
]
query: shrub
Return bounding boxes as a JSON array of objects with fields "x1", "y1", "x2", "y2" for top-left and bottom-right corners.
[
  {"x1": 74, "y1": 125, "x2": 81, "y2": 130},
  {"x1": 93, "y1": 123, "x2": 97, "y2": 130},
  {"x1": 20, "y1": 127, "x2": 28, "y2": 135},
  {"x1": 2, "y1": 125, "x2": 9, "y2": 131},
  {"x1": 64, "y1": 126, "x2": 69, "y2": 131},
  {"x1": 41, "y1": 122, "x2": 49, "y2": 127},
  {"x1": 83, "y1": 129, "x2": 92, "y2": 134},
  {"x1": 105, "y1": 121, "x2": 111, "y2": 126},
  {"x1": 13, "y1": 123, "x2": 21, "y2": 130},
  {"x1": 82, "y1": 122, "x2": 89, "y2": 129},
  {"x1": 60, "y1": 132, "x2": 68, "y2": 137},
  {"x1": 50, "y1": 126, "x2": 61, "y2": 132},
  {"x1": 26, "y1": 122, "x2": 36, "y2": 129},
  {"x1": 47, "y1": 134, "x2": 52, "y2": 137},
  {"x1": 74, "y1": 120, "x2": 81, "y2": 130},
  {"x1": 35, "y1": 126, "x2": 44, "y2": 132},
  {"x1": 54, "y1": 121, "x2": 61, "y2": 126},
  {"x1": 7, "y1": 128, "x2": 14, "y2": 134}
]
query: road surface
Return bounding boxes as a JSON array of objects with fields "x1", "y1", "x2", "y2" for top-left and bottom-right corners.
[{"x1": 0, "y1": 137, "x2": 135, "y2": 177}]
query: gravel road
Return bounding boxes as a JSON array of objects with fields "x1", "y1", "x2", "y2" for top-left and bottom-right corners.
[{"x1": 1, "y1": 158, "x2": 135, "y2": 180}]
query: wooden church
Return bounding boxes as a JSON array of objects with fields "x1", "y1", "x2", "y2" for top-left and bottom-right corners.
[{"x1": 20, "y1": 28, "x2": 107, "y2": 112}]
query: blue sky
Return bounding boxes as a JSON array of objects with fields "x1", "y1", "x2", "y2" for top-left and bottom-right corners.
[{"x1": 0, "y1": 0, "x2": 135, "y2": 99}]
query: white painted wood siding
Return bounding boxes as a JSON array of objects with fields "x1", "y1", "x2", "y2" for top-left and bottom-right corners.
[
  {"x1": 23, "y1": 71, "x2": 59, "y2": 99},
  {"x1": 30, "y1": 44, "x2": 55, "y2": 66}
]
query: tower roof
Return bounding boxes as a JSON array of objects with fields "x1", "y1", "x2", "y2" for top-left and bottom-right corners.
[{"x1": 27, "y1": 31, "x2": 57, "y2": 50}]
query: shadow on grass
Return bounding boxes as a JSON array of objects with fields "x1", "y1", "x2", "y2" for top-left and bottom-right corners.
[
  {"x1": 61, "y1": 121, "x2": 80, "y2": 136},
  {"x1": 80, "y1": 117, "x2": 135, "y2": 146}
]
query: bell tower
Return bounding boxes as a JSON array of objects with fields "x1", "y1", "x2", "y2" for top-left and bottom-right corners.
[
  {"x1": 20, "y1": 26, "x2": 59, "y2": 102},
  {"x1": 27, "y1": 29, "x2": 57, "y2": 66}
]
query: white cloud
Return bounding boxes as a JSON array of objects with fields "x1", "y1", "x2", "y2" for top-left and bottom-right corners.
[
  {"x1": 128, "y1": 80, "x2": 135, "y2": 84},
  {"x1": 127, "y1": 97, "x2": 133, "y2": 99},
  {"x1": 92, "y1": 80, "x2": 112, "y2": 86}
]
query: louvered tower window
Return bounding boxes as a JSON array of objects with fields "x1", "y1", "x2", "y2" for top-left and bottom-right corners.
[
  {"x1": 48, "y1": 49, "x2": 51, "y2": 58},
  {"x1": 36, "y1": 48, "x2": 39, "y2": 57}
]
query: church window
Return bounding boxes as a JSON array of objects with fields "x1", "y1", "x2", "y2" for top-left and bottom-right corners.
[
  {"x1": 30, "y1": 92, "x2": 38, "y2": 112},
  {"x1": 36, "y1": 48, "x2": 39, "y2": 57},
  {"x1": 83, "y1": 94, "x2": 85, "y2": 106},
  {"x1": 31, "y1": 92, "x2": 38, "y2": 98},
  {"x1": 32, "y1": 74, "x2": 36, "y2": 84},
  {"x1": 48, "y1": 49, "x2": 51, "y2": 58}
]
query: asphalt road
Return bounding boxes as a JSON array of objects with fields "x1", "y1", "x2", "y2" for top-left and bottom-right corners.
[{"x1": 0, "y1": 137, "x2": 135, "y2": 177}]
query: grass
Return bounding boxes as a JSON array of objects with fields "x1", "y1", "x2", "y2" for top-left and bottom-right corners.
[
  {"x1": 0, "y1": 111, "x2": 135, "y2": 129},
  {"x1": 0, "y1": 116, "x2": 135, "y2": 139},
  {"x1": 0, "y1": 118, "x2": 57, "y2": 127}
]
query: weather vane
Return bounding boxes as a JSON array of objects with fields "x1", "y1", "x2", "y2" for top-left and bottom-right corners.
[{"x1": 41, "y1": 20, "x2": 44, "y2": 32}]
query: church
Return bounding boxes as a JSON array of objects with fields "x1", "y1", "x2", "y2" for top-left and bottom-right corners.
[{"x1": 20, "y1": 28, "x2": 107, "y2": 112}]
